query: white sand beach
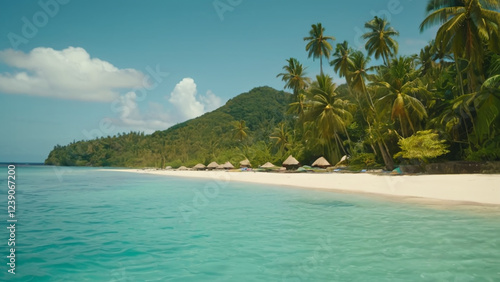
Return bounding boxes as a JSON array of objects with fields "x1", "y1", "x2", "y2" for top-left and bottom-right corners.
[{"x1": 108, "y1": 169, "x2": 500, "y2": 205}]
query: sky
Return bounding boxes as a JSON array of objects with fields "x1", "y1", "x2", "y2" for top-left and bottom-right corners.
[{"x1": 0, "y1": 0, "x2": 437, "y2": 163}]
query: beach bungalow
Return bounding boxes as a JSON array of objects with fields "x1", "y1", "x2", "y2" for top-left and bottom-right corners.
[
  {"x1": 223, "y1": 161, "x2": 234, "y2": 169},
  {"x1": 312, "y1": 157, "x2": 331, "y2": 168},
  {"x1": 207, "y1": 161, "x2": 219, "y2": 170},
  {"x1": 282, "y1": 155, "x2": 300, "y2": 170},
  {"x1": 177, "y1": 166, "x2": 188, "y2": 171},
  {"x1": 260, "y1": 162, "x2": 275, "y2": 168},
  {"x1": 239, "y1": 159, "x2": 251, "y2": 168},
  {"x1": 193, "y1": 163, "x2": 206, "y2": 170}
]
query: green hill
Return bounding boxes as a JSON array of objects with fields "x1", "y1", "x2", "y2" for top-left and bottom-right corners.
[{"x1": 45, "y1": 86, "x2": 292, "y2": 168}]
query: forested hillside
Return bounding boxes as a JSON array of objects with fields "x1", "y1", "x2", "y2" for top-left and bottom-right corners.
[{"x1": 45, "y1": 87, "x2": 293, "y2": 168}]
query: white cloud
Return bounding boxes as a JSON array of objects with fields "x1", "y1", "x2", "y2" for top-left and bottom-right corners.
[
  {"x1": 0, "y1": 47, "x2": 145, "y2": 102},
  {"x1": 113, "y1": 91, "x2": 175, "y2": 133},
  {"x1": 201, "y1": 90, "x2": 223, "y2": 112},
  {"x1": 168, "y1": 78, "x2": 222, "y2": 120},
  {"x1": 113, "y1": 78, "x2": 223, "y2": 133}
]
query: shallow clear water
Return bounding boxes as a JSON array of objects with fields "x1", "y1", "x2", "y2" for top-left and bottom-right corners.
[{"x1": 1, "y1": 166, "x2": 500, "y2": 281}]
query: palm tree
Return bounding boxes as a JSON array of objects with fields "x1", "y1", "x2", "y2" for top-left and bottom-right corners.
[
  {"x1": 270, "y1": 122, "x2": 291, "y2": 153},
  {"x1": 362, "y1": 16, "x2": 400, "y2": 67},
  {"x1": 305, "y1": 74, "x2": 352, "y2": 163},
  {"x1": 346, "y1": 51, "x2": 395, "y2": 170},
  {"x1": 232, "y1": 120, "x2": 249, "y2": 142},
  {"x1": 374, "y1": 56, "x2": 429, "y2": 137},
  {"x1": 277, "y1": 58, "x2": 311, "y2": 100},
  {"x1": 420, "y1": 0, "x2": 500, "y2": 93},
  {"x1": 349, "y1": 51, "x2": 373, "y2": 101},
  {"x1": 330, "y1": 41, "x2": 354, "y2": 79},
  {"x1": 288, "y1": 92, "x2": 309, "y2": 120},
  {"x1": 304, "y1": 23, "x2": 335, "y2": 75}
]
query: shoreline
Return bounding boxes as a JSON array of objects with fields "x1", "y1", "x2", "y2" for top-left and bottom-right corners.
[{"x1": 106, "y1": 169, "x2": 500, "y2": 205}]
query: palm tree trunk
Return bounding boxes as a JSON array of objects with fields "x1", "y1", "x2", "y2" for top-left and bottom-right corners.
[
  {"x1": 377, "y1": 140, "x2": 394, "y2": 170},
  {"x1": 320, "y1": 56, "x2": 323, "y2": 75},
  {"x1": 455, "y1": 54, "x2": 465, "y2": 96}
]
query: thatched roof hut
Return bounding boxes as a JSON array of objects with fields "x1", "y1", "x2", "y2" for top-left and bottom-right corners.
[
  {"x1": 177, "y1": 166, "x2": 188, "y2": 171},
  {"x1": 207, "y1": 162, "x2": 219, "y2": 170},
  {"x1": 216, "y1": 164, "x2": 225, "y2": 170},
  {"x1": 282, "y1": 155, "x2": 300, "y2": 170},
  {"x1": 193, "y1": 163, "x2": 206, "y2": 170},
  {"x1": 260, "y1": 162, "x2": 275, "y2": 168},
  {"x1": 312, "y1": 157, "x2": 331, "y2": 168},
  {"x1": 165, "y1": 166, "x2": 172, "y2": 170},
  {"x1": 223, "y1": 161, "x2": 234, "y2": 169},
  {"x1": 239, "y1": 159, "x2": 251, "y2": 168}
]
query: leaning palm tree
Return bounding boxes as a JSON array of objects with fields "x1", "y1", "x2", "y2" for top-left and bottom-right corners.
[
  {"x1": 277, "y1": 58, "x2": 311, "y2": 100},
  {"x1": 304, "y1": 23, "x2": 335, "y2": 75},
  {"x1": 305, "y1": 74, "x2": 353, "y2": 163},
  {"x1": 420, "y1": 0, "x2": 500, "y2": 93},
  {"x1": 362, "y1": 16, "x2": 399, "y2": 67}
]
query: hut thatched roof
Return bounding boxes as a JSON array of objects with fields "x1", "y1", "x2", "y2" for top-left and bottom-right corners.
[
  {"x1": 239, "y1": 159, "x2": 251, "y2": 167},
  {"x1": 193, "y1": 163, "x2": 206, "y2": 169},
  {"x1": 223, "y1": 161, "x2": 234, "y2": 169},
  {"x1": 282, "y1": 155, "x2": 300, "y2": 166},
  {"x1": 207, "y1": 161, "x2": 219, "y2": 169},
  {"x1": 312, "y1": 157, "x2": 331, "y2": 168},
  {"x1": 260, "y1": 162, "x2": 275, "y2": 168},
  {"x1": 165, "y1": 166, "x2": 172, "y2": 170},
  {"x1": 178, "y1": 166, "x2": 188, "y2": 170},
  {"x1": 216, "y1": 164, "x2": 225, "y2": 169}
]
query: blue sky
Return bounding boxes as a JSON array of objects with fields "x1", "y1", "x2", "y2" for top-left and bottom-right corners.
[{"x1": 0, "y1": 0, "x2": 437, "y2": 162}]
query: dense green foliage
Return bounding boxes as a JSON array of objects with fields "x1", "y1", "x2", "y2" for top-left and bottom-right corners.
[
  {"x1": 45, "y1": 87, "x2": 292, "y2": 167},
  {"x1": 395, "y1": 130, "x2": 450, "y2": 162},
  {"x1": 46, "y1": 1, "x2": 500, "y2": 169},
  {"x1": 274, "y1": 1, "x2": 500, "y2": 169}
]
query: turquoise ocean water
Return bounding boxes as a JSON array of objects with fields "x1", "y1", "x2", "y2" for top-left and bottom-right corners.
[{"x1": 1, "y1": 165, "x2": 500, "y2": 281}]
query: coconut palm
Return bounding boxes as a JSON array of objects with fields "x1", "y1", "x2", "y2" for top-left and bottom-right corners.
[
  {"x1": 362, "y1": 16, "x2": 400, "y2": 67},
  {"x1": 232, "y1": 120, "x2": 249, "y2": 142},
  {"x1": 330, "y1": 41, "x2": 354, "y2": 79},
  {"x1": 420, "y1": 0, "x2": 500, "y2": 93},
  {"x1": 305, "y1": 74, "x2": 353, "y2": 162},
  {"x1": 277, "y1": 58, "x2": 311, "y2": 100},
  {"x1": 270, "y1": 122, "x2": 291, "y2": 153},
  {"x1": 374, "y1": 56, "x2": 429, "y2": 137},
  {"x1": 304, "y1": 23, "x2": 335, "y2": 74},
  {"x1": 349, "y1": 51, "x2": 374, "y2": 100},
  {"x1": 288, "y1": 92, "x2": 309, "y2": 120}
]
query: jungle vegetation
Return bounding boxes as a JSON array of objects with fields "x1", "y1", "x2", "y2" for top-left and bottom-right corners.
[{"x1": 46, "y1": 1, "x2": 500, "y2": 169}]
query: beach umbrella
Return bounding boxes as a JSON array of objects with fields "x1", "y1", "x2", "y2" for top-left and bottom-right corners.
[
  {"x1": 193, "y1": 163, "x2": 206, "y2": 170},
  {"x1": 260, "y1": 162, "x2": 275, "y2": 168},
  {"x1": 239, "y1": 159, "x2": 251, "y2": 168},
  {"x1": 223, "y1": 161, "x2": 234, "y2": 169},
  {"x1": 312, "y1": 157, "x2": 331, "y2": 168},
  {"x1": 207, "y1": 161, "x2": 219, "y2": 169}
]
